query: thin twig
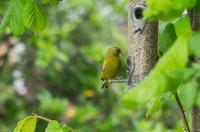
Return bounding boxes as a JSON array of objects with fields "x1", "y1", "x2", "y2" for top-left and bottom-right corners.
[
  {"x1": 174, "y1": 92, "x2": 191, "y2": 132},
  {"x1": 32, "y1": 113, "x2": 51, "y2": 122}
]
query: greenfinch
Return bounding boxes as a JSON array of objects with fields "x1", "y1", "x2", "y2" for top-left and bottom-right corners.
[{"x1": 101, "y1": 47, "x2": 123, "y2": 89}]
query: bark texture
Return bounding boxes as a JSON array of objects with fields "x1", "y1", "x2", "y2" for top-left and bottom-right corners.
[
  {"x1": 192, "y1": 106, "x2": 200, "y2": 132},
  {"x1": 188, "y1": 9, "x2": 200, "y2": 132},
  {"x1": 128, "y1": 0, "x2": 158, "y2": 87}
]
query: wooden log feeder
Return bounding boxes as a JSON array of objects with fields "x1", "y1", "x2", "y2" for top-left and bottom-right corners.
[{"x1": 126, "y1": 0, "x2": 158, "y2": 88}]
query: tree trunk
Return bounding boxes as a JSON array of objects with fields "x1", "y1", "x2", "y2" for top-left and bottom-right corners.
[
  {"x1": 192, "y1": 106, "x2": 200, "y2": 132},
  {"x1": 188, "y1": 9, "x2": 200, "y2": 132},
  {"x1": 127, "y1": 0, "x2": 158, "y2": 88}
]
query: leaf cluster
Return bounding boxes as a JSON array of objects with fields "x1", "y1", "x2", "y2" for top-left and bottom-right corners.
[
  {"x1": 144, "y1": 0, "x2": 198, "y2": 21},
  {"x1": 14, "y1": 115, "x2": 75, "y2": 132},
  {"x1": 0, "y1": 0, "x2": 60, "y2": 35}
]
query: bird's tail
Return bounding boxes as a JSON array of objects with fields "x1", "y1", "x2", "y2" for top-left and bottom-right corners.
[{"x1": 101, "y1": 80, "x2": 108, "y2": 89}]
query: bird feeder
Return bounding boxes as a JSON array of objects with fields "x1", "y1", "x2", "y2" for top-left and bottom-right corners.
[{"x1": 126, "y1": 0, "x2": 158, "y2": 88}]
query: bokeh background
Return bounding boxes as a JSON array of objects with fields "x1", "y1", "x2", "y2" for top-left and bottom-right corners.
[{"x1": 0, "y1": 0, "x2": 186, "y2": 131}]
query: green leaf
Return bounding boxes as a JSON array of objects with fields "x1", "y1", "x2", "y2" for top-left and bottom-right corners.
[
  {"x1": 45, "y1": 120, "x2": 62, "y2": 132},
  {"x1": 183, "y1": 63, "x2": 200, "y2": 82},
  {"x1": 23, "y1": 0, "x2": 47, "y2": 32},
  {"x1": 189, "y1": 31, "x2": 200, "y2": 57},
  {"x1": 144, "y1": 0, "x2": 197, "y2": 21},
  {"x1": 193, "y1": 63, "x2": 200, "y2": 71},
  {"x1": 62, "y1": 125, "x2": 75, "y2": 132},
  {"x1": 40, "y1": 0, "x2": 61, "y2": 4},
  {"x1": 174, "y1": 17, "x2": 192, "y2": 37},
  {"x1": 196, "y1": 90, "x2": 200, "y2": 106},
  {"x1": 154, "y1": 36, "x2": 188, "y2": 92},
  {"x1": 159, "y1": 23, "x2": 177, "y2": 53},
  {"x1": 179, "y1": 82, "x2": 199, "y2": 110},
  {"x1": 45, "y1": 120, "x2": 74, "y2": 132},
  {"x1": 146, "y1": 97, "x2": 161, "y2": 118},
  {"x1": 14, "y1": 116, "x2": 37, "y2": 132},
  {"x1": 185, "y1": 0, "x2": 198, "y2": 8},
  {"x1": 181, "y1": 63, "x2": 200, "y2": 108},
  {"x1": 0, "y1": 0, "x2": 26, "y2": 35},
  {"x1": 40, "y1": 0, "x2": 50, "y2": 4},
  {"x1": 123, "y1": 36, "x2": 189, "y2": 107},
  {"x1": 193, "y1": 0, "x2": 200, "y2": 13},
  {"x1": 146, "y1": 93, "x2": 171, "y2": 118}
]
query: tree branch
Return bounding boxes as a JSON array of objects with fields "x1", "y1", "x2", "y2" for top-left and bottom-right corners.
[
  {"x1": 174, "y1": 92, "x2": 190, "y2": 132},
  {"x1": 32, "y1": 113, "x2": 51, "y2": 122}
]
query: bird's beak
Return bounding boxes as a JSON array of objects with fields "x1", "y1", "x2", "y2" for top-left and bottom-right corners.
[{"x1": 119, "y1": 51, "x2": 124, "y2": 57}]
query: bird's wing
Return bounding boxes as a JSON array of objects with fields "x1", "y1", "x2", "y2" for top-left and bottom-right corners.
[{"x1": 101, "y1": 57, "x2": 120, "y2": 80}]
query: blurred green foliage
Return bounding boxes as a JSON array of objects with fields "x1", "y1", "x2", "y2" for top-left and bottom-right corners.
[
  {"x1": 144, "y1": 0, "x2": 197, "y2": 21},
  {"x1": 0, "y1": 0, "x2": 197, "y2": 131}
]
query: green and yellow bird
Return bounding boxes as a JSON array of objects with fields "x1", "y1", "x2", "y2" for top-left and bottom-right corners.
[{"x1": 101, "y1": 47, "x2": 123, "y2": 89}]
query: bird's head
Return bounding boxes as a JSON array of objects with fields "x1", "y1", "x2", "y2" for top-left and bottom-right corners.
[{"x1": 106, "y1": 47, "x2": 123, "y2": 57}]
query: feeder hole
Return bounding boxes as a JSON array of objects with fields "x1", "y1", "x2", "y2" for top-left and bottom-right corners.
[{"x1": 134, "y1": 7, "x2": 144, "y2": 20}]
